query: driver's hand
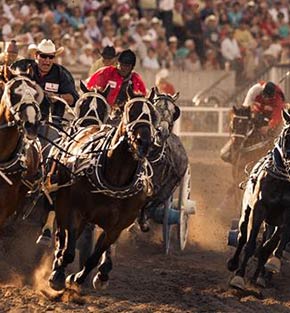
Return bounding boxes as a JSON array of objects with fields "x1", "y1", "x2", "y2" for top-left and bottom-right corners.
[{"x1": 44, "y1": 91, "x2": 58, "y2": 102}]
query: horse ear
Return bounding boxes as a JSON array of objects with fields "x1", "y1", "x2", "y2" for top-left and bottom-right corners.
[
  {"x1": 100, "y1": 84, "x2": 110, "y2": 98},
  {"x1": 27, "y1": 64, "x2": 34, "y2": 80},
  {"x1": 282, "y1": 109, "x2": 290, "y2": 124},
  {"x1": 126, "y1": 83, "x2": 135, "y2": 99},
  {"x1": 172, "y1": 92, "x2": 180, "y2": 101},
  {"x1": 155, "y1": 86, "x2": 161, "y2": 96},
  {"x1": 4, "y1": 64, "x2": 12, "y2": 81},
  {"x1": 148, "y1": 87, "x2": 155, "y2": 103},
  {"x1": 80, "y1": 80, "x2": 89, "y2": 93}
]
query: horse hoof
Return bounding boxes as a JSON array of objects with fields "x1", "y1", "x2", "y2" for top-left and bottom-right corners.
[
  {"x1": 229, "y1": 275, "x2": 245, "y2": 290},
  {"x1": 66, "y1": 274, "x2": 81, "y2": 291},
  {"x1": 49, "y1": 270, "x2": 65, "y2": 291},
  {"x1": 227, "y1": 258, "x2": 238, "y2": 272},
  {"x1": 93, "y1": 275, "x2": 109, "y2": 290},
  {"x1": 256, "y1": 277, "x2": 266, "y2": 288},
  {"x1": 265, "y1": 256, "x2": 281, "y2": 273}
]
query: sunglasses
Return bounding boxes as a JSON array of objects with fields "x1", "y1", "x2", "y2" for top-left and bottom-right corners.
[{"x1": 38, "y1": 53, "x2": 55, "y2": 60}]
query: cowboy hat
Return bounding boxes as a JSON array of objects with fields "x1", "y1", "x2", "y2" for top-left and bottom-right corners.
[
  {"x1": 99, "y1": 46, "x2": 118, "y2": 59},
  {"x1": 36, "y1": 39, "x2": 64, "y2": 56}
]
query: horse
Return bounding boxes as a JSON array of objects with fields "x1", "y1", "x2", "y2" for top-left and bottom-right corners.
[
  {"x1": 220, "y1": 105, "x2": 276, "y2": 211},
  {"x1": 137, "y1": 87, "x2": 188, "y2": 231},
  {"x1": 48, "y1": 91, "x2": 160, "y2": 291},
  {"x1": 0, "y1": 74, "x2": 43, "y2": 227},
  {"x1": 36, "y1": 81, "x2": 111, "y2": 249},
  {"x1": 227, "y1": 109, "x2": 290, "y2": 290}
]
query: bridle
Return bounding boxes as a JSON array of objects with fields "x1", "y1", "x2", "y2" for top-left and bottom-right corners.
[
  {"x1": 74, "y1": 91, "x2": 111, "y2": 127},
  {"x1": 123, "y1": 97, "x2": 159, "y2": 143},
  {"x1": 1, "y1": 76, "x2": 42, "y2": 130},
  {"x1": 230, "y1": 113, "x2": 254, "y2": 140}
]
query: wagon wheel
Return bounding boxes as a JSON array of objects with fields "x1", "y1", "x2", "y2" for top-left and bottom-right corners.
[
  {"x1": 177, "y1": 164, "x2": 191, "y2": 251},
  {"x1": 162, "y1": 197, "x2": 173, "y2": 255}
]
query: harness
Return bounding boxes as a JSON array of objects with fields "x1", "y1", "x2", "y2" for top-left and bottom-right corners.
[{"x1": 56, "y1": 127, "x2": 154, "y2": 198}]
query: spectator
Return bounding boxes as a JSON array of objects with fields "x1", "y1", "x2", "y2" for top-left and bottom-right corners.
[
  {"x1": 221, "y1": 28, "x2": 243, "y2": 84},
  {"x1": 204, "y1": 14, "x2": 223, "y2": 68},
  {"x1": 227, "y1": 1, "x2": 243, "y2": 28},
  {"x1": 0, "y1": 40, "x2": 22, "y2": 66},
  {"x1": 184, "y1": 50, "x2": 202, "y2": 72},
  {"x1": 204, "y1": 49, "x2": 220, "y2": 70},
  {"x1": 277, "y1": 12, "x2": 289, "y2": 39},
  {"x1": 89, "y1": 45, "x2": 118, "y2": 76},
  {"x1": 79, "y1": 43, "x2": 94, "y2": 67},
  {"x1": 84, "y1": 16, "x2": 102, "y2": 43},
  {"x1": 155, "y1": 68, "x2": 175, "y2": 95},
  {"x1": 142, "y1": 47, "x2": 160, "y2": 70},
  {"x1": 158, "y1": 0, "x2": 174, "y2": 40}
]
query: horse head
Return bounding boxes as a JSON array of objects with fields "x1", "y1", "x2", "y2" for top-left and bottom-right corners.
[
  {"x1": 121, "y1": 88, "x2": 160, "y2": 159},
  {"x1": 74, "y1": 81, "x2": 111, "y2": 128},
  {"x1": 276, "y1": 109, "x2": 290, "y2": 171},
  {"x1": 148, "y1": 86, "x2": 180, "y2": 141},
  {"x1": 230, "y1": 105, "x2": 253, "y2": 147},
  {"x1": 1, "y1": 75, "x2": 43, "y2": 140}
]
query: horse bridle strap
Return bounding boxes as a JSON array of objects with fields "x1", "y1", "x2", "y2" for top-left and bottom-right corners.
[{"x1": 74, "y1": 92, "x2": 110, "y2": 126}]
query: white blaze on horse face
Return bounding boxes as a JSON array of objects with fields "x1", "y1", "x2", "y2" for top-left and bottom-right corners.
[
  {"x1": 89, "y1": 97, "x2": 97, "y2": 111},
  {"x1": 26, "y1": 106, "x2": 36, "y2": 123},
  {"x1": 14, "y1": 81, "x2": 38, "y2": 104}
]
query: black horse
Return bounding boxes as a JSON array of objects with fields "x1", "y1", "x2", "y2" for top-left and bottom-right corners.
[
  {"x1": 48, "y1": 92, "x2": 160, "y2": 291},
  {"x1": 227, "y1": 109, "x2": 290, "y2": 290},
  {"x1": 137, "y1": 87, "x2": 188, "y2": 231},
  {"x1": 220, "y1": 105, "x2": 276, "y2": 210}
]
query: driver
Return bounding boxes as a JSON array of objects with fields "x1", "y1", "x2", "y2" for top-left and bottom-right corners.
[
  {"x1": 86, "y1": 49, "x2": 147, "y2": 110},
  {"x1": 242, "y1": 81, "x2": 285, "y2": 136}
]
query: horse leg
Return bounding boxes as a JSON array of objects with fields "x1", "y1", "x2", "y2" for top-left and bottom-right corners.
[
  {"x1": 77, "y1": 223, "x2": 95, "y2": 270},
  {"x1": 268, "y1": 217, "x2": 290, "y2": 273},
  {"x1": 66, "y1": 229, "x2": 120, "y2": 289},
  {"x1": 227, "y1": 205, "x2": 251, "y2": 271},
  {"x1": 253, "y1": 226, "x2": 280, "y2": 287},
  {"x1": 49, "y1": 202, "x2": 83, "y2": 291},
  {"x1": 49, "y1": 227, "x2": 67, "y2": 291},
  {"x1": 137, "y1": 206, "x2": 150, "y2": 232},
  {"x1": 93, "y1": 246, "x2": 113, "y2": 289},
  {"x1": 230, "y1": 202, "x2": 264, "y2": 290}
]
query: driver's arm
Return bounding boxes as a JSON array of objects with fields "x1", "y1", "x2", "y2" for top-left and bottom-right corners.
[{"x1": 242, "y1": 83, "x2": 263, "y2": 107}]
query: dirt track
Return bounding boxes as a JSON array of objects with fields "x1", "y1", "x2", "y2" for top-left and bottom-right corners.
[{"x1": 1, "y1": 159, "x2": 290, "y2": 312}]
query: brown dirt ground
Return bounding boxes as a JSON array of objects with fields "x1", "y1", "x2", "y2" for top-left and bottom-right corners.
[{"x1": 1, "y1": 157, "x2": 290, "y2": 313}]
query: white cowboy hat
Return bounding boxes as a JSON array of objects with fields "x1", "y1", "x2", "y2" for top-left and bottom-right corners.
[{"x1": 36, "y1": 39, "x2": 64, "y2": 56}]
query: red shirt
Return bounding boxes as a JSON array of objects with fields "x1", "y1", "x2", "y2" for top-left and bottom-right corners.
[
  {"x1": 252, "y1": 82, "x2": 285, "y2": 129},
  {"x1": 86, "y1": 65, "x2": 147, "y2": 106}
]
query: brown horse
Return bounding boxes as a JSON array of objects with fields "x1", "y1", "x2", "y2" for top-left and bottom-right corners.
[
  {"x1": 48, "y1": 93, "x2": 160, "y2": 291},
  {"x1": 0, "y1": 74, "x2": 43, "y2": 227},
  {"x1": 220, "y1": 105, "x2": 276, "y2": 211}
]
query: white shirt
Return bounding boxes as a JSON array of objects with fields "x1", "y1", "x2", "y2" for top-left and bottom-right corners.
[
  {"x1": 242, "y1": 83, "x2": 264, "y2": 107},
  {"x1": 142, "y1": 56, "x2": 160, "y2": 70},
  {"x1": 159, "y1": 0, "x2": 174, "y2": 11},
  {"x1": 221, "y1": 37, "x2": 241, "y2": 61}
]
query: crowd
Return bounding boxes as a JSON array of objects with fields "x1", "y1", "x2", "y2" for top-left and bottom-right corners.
[{"x1": 1, "y1": 0, "x2": 290, "y2": 83}]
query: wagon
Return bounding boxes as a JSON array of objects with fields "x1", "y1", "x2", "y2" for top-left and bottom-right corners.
[{"x1": 146, "y1": 165, "x2": 196, "y2": 254}]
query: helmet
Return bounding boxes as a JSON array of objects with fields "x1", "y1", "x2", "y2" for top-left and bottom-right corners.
[
  {"x1": 118, "y1": 49, "x2": 136, "y2": 66},
  {"x1": 263, "y1": 82, "x2": 276, "y2": 98}
]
